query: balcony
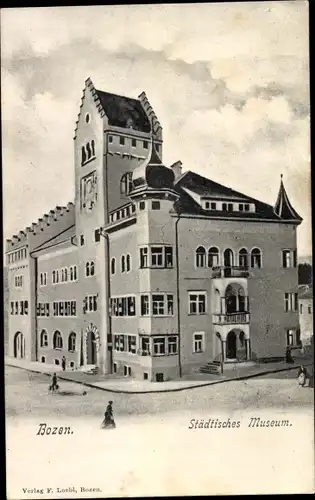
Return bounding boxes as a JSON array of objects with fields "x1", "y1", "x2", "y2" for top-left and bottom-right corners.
[
  {"x1": 212, "y1": 266, "x2": 249, "y2": 279},
  {"x1": 212, "y1": 312, "x2": 250, "y2": 325}
]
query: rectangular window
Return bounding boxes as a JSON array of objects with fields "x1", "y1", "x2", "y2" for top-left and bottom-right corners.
[
  {"x1": 127, "y1": 296, "x2": 136, "y2": 316},
  {"x1": 222, "y1": 203, "x2": 227, "y2": 211},
  {"x1": 293, "y1": 250, "x2": 297, "y2": 268},
  {"x1": 143, "y1": 140, "x2": 148, "y2": 149},
  {"x1": 20, "y1": 301, "x2": 24, "y2": 315},
  {"x1": 151, "y1": 247, "x2": 163, "y2": 267},
  {"x1": 45, "y1": 303, "x2": 50, "y2": 317},
  {"x1": 140, "y1": 247, "x2": 148, "y2": 268},
  {"x1": 284, "y1": 293, "x2": 298, "y2": 312},
  {"x1": 139, "y1": 201, "x2": 145, "y2": 211},
  {"x1": 127, "y1": 335, "x2": 137, "y2": 354},
  {"x1": 71, "y1": 301, "x2": 76, "y2": 316},
  {"x1": 108, "y1": 135, "x2": 113, "y2": 143},
  {"x1": 132, "y1": 138, "x2": 137, "y2": 147},
  {"x1": 193, "y1": 332, "x2": 204, "y2": 353},
  {"x1": 152, "y1": 201, "x2": 160, "y2": 210},
  {"x1": 308, "y1": 304, "x2": 312, "y2": 314},
  {"x1": 244, "y1": 204, "x2": 250, "y2": 212},
  {"x1": 168, "y1": 336, "x2": 178, "y2": 354},
  {"x1": 211, "y1": 202, "x2": 216, "y2": 210},
  {"x1": 119, "y1": 335, "x2": 125, "y2": 352},
  {"x1": 59, "y1": 302, "x2": 64, "y2": 316},
  {"x1": 228, "y1": 203, "x2": 233, "y2": 211},
  {"x1": 10, "y1": 302, "x2": 14, "y2": 315},
  {"x1": 94, "y1": 229, "x2": 101, "y2": 242},
  {"x1": 141, "y1": 337, "x2": 150, "y2": 355},
  {"x1": 120, "y1": 136, "x2": 125, "y2": 146},
  {"x1": 205, "y1": 202, "x2": 210, "y2": 209},
  {"x1": 165, "y1": 247, "x2": 173, "y2": 267},
  {"x1": 152, "y1": 294, "x2": 165, "y2": 316},
  {"x1": 80, "y1": 235, "x2": 85, "y2": 246},
  {"x1": 282, "y1": 250, "x2": 291, "y2": 268},
  {"x1": 15, "y1": 301, "x2": 19, "y2": 315},
  {"x1": 153, "y1": 337, "x2": 165, "y2": 355},
  {"x1": 53, "y1": 302, "x2": 58, "y2": 316},
  {"x1": 114, "y1": 335, "x2": 120, "y2": 351},
  {"x1": 189, "y1": 292, "x2": 206, "y2": 315},
  {"x1": 141, "y1": 295, "x2": 150, "y2": 316},
  {"x1": 167, "y1": 294, "x2": 174, "y2": 315},
  {"x1": 239, "y1": 204, "x2": 244, "y2": 212}
]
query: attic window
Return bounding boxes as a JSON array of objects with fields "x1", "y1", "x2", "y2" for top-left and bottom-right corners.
[{"x1": 244, "y1": 204, "x2": 250, "y2": 212}]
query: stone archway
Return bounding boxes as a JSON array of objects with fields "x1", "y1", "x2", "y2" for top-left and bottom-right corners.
[
  {"x1": 83, "y1": 324, "x2": 100, "y2": 366},
  {"x1": 14, "y1": 331, "x2": 25, "y2": 359}
]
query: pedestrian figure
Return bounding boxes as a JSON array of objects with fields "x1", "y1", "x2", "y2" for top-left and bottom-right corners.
[
  {"x1": 285, "y1": 347, "x2": 294, "y2": 364},
  {"x1": 297, "y1": 365, "x2": 309, "y2": 387},
  {"x1": 101, "y1": 401, "x2": 116, "y2": 429},
  {"x1": 61, "y1": 356, "x2": 66, "y2": 371},
  {"x1": 49, "y1": 373, "x2": 59, "y2": 393}
]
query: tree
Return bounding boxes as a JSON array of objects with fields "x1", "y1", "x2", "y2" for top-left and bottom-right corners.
[{"x1": 298, "y1": 263, "x2": 312, "y2": 285}]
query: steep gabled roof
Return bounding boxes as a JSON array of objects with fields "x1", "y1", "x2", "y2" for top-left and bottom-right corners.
[
  {"x1": 174, "y1": 170, "x2": 281, "y2": 220},
  {"x1": 95, "y1": 89, "x2": 151, "y2": 132},
  {"x1": 274, "y1": 176, "x2": 302, "y2": 221}
]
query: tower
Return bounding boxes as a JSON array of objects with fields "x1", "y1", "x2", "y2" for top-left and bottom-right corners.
[{"x1": 73, "y1": 78, "x2": 162, "y2": 374}]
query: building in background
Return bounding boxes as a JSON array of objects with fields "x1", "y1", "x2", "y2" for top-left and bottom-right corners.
[
  {"x1": 5, "y1": 78, "x2": 303, "y2": 382},
  {"x1": 298, "y1": 285, "x2": 313, "y2": 346}
]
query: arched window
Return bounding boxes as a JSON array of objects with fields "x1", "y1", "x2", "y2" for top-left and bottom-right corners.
[
  {"x1": 300, "y1": 304, "x2": 303, "y2": 314},
  {"x1": 91, "y1": 140, "x2": 95, "y2": 157},
  {"x1": 81, "y1": 146, "x2": 86, "y2": 164},
  {"x1": 61, "y1": 269, "x2": 65, "y2": 282},
  {"x1": 239, "y1": 248, "x2": 249, "y2": 268},
  {"x1": 251, "y1": 248, "x2": 262, "y2": 268},
  {"x1": 73, "y1": 266, "x2": 77, "y2": 280},
  {"x1": 70, "y1": 267, "x2": 73, "y2": 281},
  {"x1": 64, "y1": 268, "x2": 68, "y2": 282},
  {"x1": 53, "y1": 331, "x2": 63, "y2": 350},
  {"x1": 121, "y1": 255, "x2": 126, "y2": 273},
  {"x1": 52, "y1": 270, "x2": 56, "y2": 284},
  {"x1": 68, "y1": 332, "x2": 76, "y2": 352},
  {"x1": 126, "y1": 254, "x2": 131, "y2": 272},
  {"x1": 196, "y1": 246, "x2": 206, "y2": 267},
  {"x1": 120, "y1": 172, "x2": 133, "y2": 196},
  {"x1": 40, "y1": 273, "x2": 43, "y2": 286},
  {"x1": 90, "y1": 261, "x2": 95, "y2": 276},
  {"x1": 111, "y1": 258, "x2": 116, "y2": 275},
  {"x1": 85, "y1": 262, "x2": 90, "y2": 277},
  {"x1": 56, "y1": 270, "x2": 59, "y2": 283},
  {"x1": 40, "y1": 329, "x2": 48, "y2": 347},
  {"x1": 223, "y1": 248, "x2": 234, "y2": 268},
  {"x1": 208, "y1": 247, "x2": 219, "y2": 268}
]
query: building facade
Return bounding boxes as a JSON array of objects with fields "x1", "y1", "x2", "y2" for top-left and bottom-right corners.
[
  {"x1": 298, "y1": 285, "x2": 313, "y2": 346},
  {"x1": 5, "y1": 78, "x2": 303, "y2": 381}
]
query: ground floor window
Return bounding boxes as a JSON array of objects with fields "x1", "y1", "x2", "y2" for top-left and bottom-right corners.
[
  {"x1": 113, "y1": 363, "x2": 117, "y2": 373},
  {"x1": 54, "y1": 359, "x2": 60, "y2": 365},
  {"x1": 193, "y1": 332, "x2": 205, "y2": 353},
  {"x1": 124, "y1": 365, "x2": 131, "y2": 377},
  {"x1": 156, "y1": 373, "x2": 164, "y2": 382},
  {"x1": 143, "y1": 372, "x2": 148, "y2": 380},
  {"x1": 41, "y1": 356, "x2": 46, "y2": 363}
]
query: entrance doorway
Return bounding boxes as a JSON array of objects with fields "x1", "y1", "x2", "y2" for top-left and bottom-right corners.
[
  {"x1": 86, "y1": 331, "x2": 97, "y2": 364},
  {"x1": 226, "y1": 331, "x2": 237, "y2": 359},
  {"x1": 14, "y1": 332, "x2": 25, "y2": 359},
  {"x1": 156, "y1": 373, "x2": 164, "y2": 382}
]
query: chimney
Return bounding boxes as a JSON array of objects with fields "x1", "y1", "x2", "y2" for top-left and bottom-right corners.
[{"x1": 170, "y1": 161, "x2": 183, "y2": 179}]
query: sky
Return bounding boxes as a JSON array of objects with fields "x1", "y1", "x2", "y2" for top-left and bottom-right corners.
[{"x1": 1, "y1": 2, "x2": 311, "y2": 258}]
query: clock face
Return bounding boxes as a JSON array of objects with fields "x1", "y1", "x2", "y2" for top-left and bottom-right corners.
[{"x1": 81, "y1": 171, "x2": 97, "y2": 212}]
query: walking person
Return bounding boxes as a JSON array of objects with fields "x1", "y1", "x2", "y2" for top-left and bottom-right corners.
[
  {"x1": 285, "y1": 346, "x2": 294, "y2": 364},
  {"x1": 101, "y1": 401, "x2": 116, "y2": 429},
  {"x1": 61, "y1": 356, "x2": 66, "y2": 371},
  {"x1": 49, "y1": 373, "x2": 59, "y2": 393}
]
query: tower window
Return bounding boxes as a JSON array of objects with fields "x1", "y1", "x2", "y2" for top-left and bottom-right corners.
[
  {"x1": 85, "y1": 113, "x2": 90, "y2": 123},
  {"x1": 94, "y1": 229, "x2": 101, "y2": 243},
  {"x1": 152, "y1": 201, "x2": 160, "y2": 210},
  {"x1": 120, "y1": 136, "x2": 125, "y2": 146},
  {"x1": 143, "y1": 141, "x2": 148, "y2": 149},
  {"x1": 120, "y1": 172, "x2": 133, "y2": 196}
]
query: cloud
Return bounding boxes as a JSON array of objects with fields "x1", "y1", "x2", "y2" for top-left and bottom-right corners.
[{"x1": 1, "y1": 3, "x2": 311, "y2": 256}]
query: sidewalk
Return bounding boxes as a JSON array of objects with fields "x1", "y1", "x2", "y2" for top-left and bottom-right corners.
[{"x1": 5, "y1": 355, "x2": 313, "y2": 394}]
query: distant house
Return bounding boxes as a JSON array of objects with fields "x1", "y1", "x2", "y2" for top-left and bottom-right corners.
[{"x1": 298, "y1": 285, "x2": 313, "y2": 345}]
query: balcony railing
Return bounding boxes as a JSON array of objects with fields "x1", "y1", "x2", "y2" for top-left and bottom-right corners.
[
  {"x1": 212, "y1": 266, "x2": 249, "y2": 279},
  {"x1": 212, "y1": 312, "x2": 250, "y2": 325}
]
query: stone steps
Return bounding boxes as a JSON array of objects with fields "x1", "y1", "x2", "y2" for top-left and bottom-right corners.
[{"x1": 199, "y1": 361, "x2": 221, "y2": 375}]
